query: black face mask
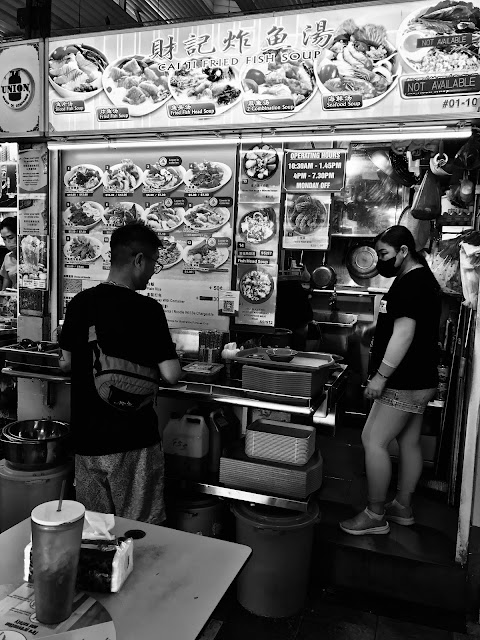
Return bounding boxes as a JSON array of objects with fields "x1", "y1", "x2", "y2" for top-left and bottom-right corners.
[{"x1": 376, "y1": 255, "x2": 399, "y2": 278}]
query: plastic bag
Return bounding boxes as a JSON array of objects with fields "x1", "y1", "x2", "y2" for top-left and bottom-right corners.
[
  {"x1": 411, "y1": 169, "x2": 441, "y2": 220},
  {"x1": 454, "y1": 128, "x2": 480, "y2": 171},
  {"x1": 460, "y1": 242, "x2": 480, "y2": 310}
]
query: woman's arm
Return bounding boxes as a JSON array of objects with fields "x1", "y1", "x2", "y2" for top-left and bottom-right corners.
[
  {"x1": 365, "y1": 317, "x2": 416, "y2": 399},
  {"x1": 1, "y1": 275, "x2": 12, "y2": 291}
]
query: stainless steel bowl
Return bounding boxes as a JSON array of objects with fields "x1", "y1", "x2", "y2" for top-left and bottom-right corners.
[
  {"x1": 1, "y1": 421, "x2": 71, "y2": 470},
  {"x1": 5, "y1": 420, "x2": 70, "y2": 441}
]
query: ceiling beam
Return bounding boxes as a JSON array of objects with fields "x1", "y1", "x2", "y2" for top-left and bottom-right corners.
[{"x1": 233, "y1": 0, "x2": 258, "y2": 11}]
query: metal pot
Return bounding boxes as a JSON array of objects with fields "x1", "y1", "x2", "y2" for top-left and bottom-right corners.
[
  {"x1": 1, "y1": 420, "x2": 70, "y2": 470},
  {"x1": 312, "y1": 253, "x2": 336, "y2": 289},
  {"x1": 346, "y1": 244, "x2": 378, "y2": 280},
  {"x1": 5, "y1": 419, "x2": 70, "y2": 441}
]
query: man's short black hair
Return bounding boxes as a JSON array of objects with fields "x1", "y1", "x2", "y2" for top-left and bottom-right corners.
[
  {"x1": 110, "y1": 223, "x2": 161, "y2": 267},
  {"x1": 0, "y1": 216, "x2": 17, "y2": 235}
]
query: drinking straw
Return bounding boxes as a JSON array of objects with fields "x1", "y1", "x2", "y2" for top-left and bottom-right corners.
[{"x1": 57, "y1": 479, "x2": 66, "y2": 512}]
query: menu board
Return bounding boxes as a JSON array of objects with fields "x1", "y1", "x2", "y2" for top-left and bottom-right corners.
[
  {"x1": 60, "y1": 143, "x2": 236, "y2": 330},
  {"x1": 235, "y1": 143, "x2": 283, "y2": 326},
  {"x1": 47, "y1": 1, "x2": 480, "y2": 135}
]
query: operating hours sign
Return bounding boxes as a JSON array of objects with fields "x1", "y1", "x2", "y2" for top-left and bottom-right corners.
[{"x1": 283, "y1": 149, "x2": 346, "y2": 193}]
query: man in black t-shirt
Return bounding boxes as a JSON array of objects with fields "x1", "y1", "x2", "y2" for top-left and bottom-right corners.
[{"x1": 59, "y1": 224, "x2": 181, "y2": 524}]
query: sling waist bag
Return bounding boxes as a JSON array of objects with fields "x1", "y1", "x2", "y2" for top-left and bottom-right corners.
[{"x1": 88, "y1": 325, "x2": 160, "y2": 412}]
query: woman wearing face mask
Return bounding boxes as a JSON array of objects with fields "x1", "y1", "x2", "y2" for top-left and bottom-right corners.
[
  {"x1": 340, "y1": 225, "x2": 441, "y2": 536},
  {"x1": 0, "y1": 217, "x2": 17, "y2": 290}
]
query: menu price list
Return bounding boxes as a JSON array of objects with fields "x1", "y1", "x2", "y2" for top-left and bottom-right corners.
[{"x1": 60, "y1": 143, "x2": 237, "y2": 331}]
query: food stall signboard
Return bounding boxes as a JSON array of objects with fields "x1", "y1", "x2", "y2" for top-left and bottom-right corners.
[
  {"x1": 0, "y1": 41, "x2": 43, "y2": 136},
  {"x1": 284, "y1": 150, "x2": 346, "y2": 193},
  {"x1": 47, "y1": 0, "x2": 480, "y2": 135}
]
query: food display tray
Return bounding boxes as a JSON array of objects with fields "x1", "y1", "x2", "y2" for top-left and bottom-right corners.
[
  {"x1": 234, "y1": 348, "x2": 334, "y2": 372},
  {"x1": 0, "y1": 343, "x2": 60, "y2": 368},
  {"x1": 220, "y1": 442, "x2": 323, "y2": 499},
  {"x1": 182, "y1": 361, "x2": 224, "y2": 383},
  {"x1": 242, "y1": 364, "x2": 326, "y2": 399}
]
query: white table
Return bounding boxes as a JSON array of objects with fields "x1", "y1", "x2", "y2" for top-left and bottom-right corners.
[{"x1": 0, "y1": 516, "x2": 251, "y2": 640}]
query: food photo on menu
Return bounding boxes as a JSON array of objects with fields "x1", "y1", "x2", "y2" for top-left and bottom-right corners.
[
  {"x1": 397, "y1": 1, "x2": 480, "y2": 74},
  {"x1": 63, "y1": 234, "x2": 103, "y2": 263},
  {"x1": 143, "y1": 162, "x2": 185, "y2": 192},
  {"x1": 64, "y1": 164, "x2": 103, "y2": 192},
  {"x1": 63, "y1": 201, "x2": 104, "y2": 229},
  {"x1": 103, "y1": 54, "x2": 171, "y2": 115},
  {"x1": 283, "y1": 193, "x2": 331, "y2": 249},
  {"x1": 103, "y1": 159, "x2": 143, "y2": 192},
  {"x1": 145, "y1": 203, "x2": 185, "y2": 232},
  {"x1": 238, "y1": 205, "x2": 277, "y2": 244},
  {"x1": 169, "y1": 59, "x2": 242, "y2": 112},
  {"x1": 243, "y1": 144, "x2": 280, "y2": 181},
  {"x1": 237, "y1": 264, "x2": 276, "y2": 305},
  {"x1": 314, "y1": 20, "x2": 399, "y2": 106},
  {"x1": 18, "y1": 234, "x2": 48, "y2": 287},
  {"x1": 183, "y1": 201, "x2": 230, "y2": 232},
  {"x1": 157, "y1": 236, "x2": 184, "y2": 269},
  {"x1": 182, "y1": 237, "x2": 230, "y2": 272},
  {"x1": 240, "y1": 46, "x2": 316, "y2": 115},
  {"x1": 183, "y1": 160, "x2": 232, "y2": 192},
  {"x1": 103, "y1": 202, "x2": 146, "y2": 227},
  {"x1": 49, "y1": 43, "x2": 108, "y2": 99}
]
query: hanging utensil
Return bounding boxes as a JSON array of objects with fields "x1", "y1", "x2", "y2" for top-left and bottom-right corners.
[
  {"x1": 398, "y1": 206, "x2": 431, "y2": 251},
  {"x1": 346, "y1": 243, "x2": 378, "y2": 280},
  {"x1": 312, "y1": 252, "x2": 336, "y2": 289}
]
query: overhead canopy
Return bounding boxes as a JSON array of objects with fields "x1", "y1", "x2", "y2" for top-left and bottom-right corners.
[{"x1": 1, "y1": 0, "x2": 375, "y2": 39}]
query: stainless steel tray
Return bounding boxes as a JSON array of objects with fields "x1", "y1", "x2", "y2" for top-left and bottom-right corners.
[{"x1": 234, "y1": 348, "x2": 334, "y2": 372}]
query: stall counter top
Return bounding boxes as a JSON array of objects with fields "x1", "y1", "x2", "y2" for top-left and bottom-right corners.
[{"x1": 0, "y1": 516, "x2": 251, "y2": 640}]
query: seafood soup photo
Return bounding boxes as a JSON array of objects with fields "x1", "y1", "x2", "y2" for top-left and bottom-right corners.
[
  {"x1": 315, "y1": 20, "x2": 399, "y2": 107},
  {"x1": 397, "y1": 1, "x2": 480, "y2": 74}
]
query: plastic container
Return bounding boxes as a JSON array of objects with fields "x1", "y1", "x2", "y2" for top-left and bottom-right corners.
[
  {"x1": 232, "y1": 502, "x2": 320, "y2": 617},
  {"x1": 31, "y1": 500, "x2": 85, "y2": 624},
  {"x1": 166, "y1": 493, "x2": 225, "y2": 538},
  {"x1": 313, "y1": 311, "x2": 358, "y2": 356},
  {"x1": 245, "y1": 419, "x2": 315, "y2": 466},
  {"x1": 0, "y1": 459, "x2": 73, "y2": 532},
  {"x1": 163, "y1": 413, "x2": 210, "y2": 481}
]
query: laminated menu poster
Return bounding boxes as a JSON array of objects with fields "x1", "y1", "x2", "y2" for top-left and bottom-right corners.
[
  {"x1": 19, "y1": 195, "x2": 48, "y2": 235},
  {"x1": 282, "y1": 193, "x2": 331, "y2": 250},
  {"x1": 18, "y1": 145, "x2": 48, "y2": 194},
  {"x1": 0, "y1": 582, "x2": 115, "y2": 639},
  {"x1": 18, "y1": 234, "x2": 48, "y2": 290},
  {"x1": 235, "y1": 202, "x2": 280, "y2": 266},
  {"x1": 48, "y1": 2, "x2": 480, "y2": 136},
  {"x1": 238, "y1": 143, "x2": 283, "y2": 204},
  {"x1": 60, "y1": 143, "x2": 236, "y2": 331},
  {"x1": 236, "y1": 263, "x2": 278, "y2": 327}
]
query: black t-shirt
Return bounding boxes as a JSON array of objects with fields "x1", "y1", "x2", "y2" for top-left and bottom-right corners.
[
  {"x1": 370, "y1": 267, "x2": 441, "y2": 390},
  {"x1": 59, "y1": 283, "x2": 177, "y2": 456}
]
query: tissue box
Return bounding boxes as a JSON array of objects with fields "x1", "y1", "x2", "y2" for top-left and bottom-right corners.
[{"x1": 24, "y1": 537, "x2": 133, "y2": 593}]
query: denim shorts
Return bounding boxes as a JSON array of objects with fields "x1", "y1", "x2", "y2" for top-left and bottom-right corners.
[{"x1": 374, "y1": 387, "x2": 437, "y2": 414}]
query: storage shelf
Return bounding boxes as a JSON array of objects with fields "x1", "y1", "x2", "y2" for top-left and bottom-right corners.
[
  {"x1": 180, "y1": 481, "x2": 311, "y2": 512},
  {"x1": 1, "y1": 367, "x2": 70, "y2": 383}
]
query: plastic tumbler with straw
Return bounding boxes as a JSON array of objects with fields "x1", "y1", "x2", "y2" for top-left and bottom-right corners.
[{"x1": 31, "y1": 483, "x2": 85, "y2": 625}]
